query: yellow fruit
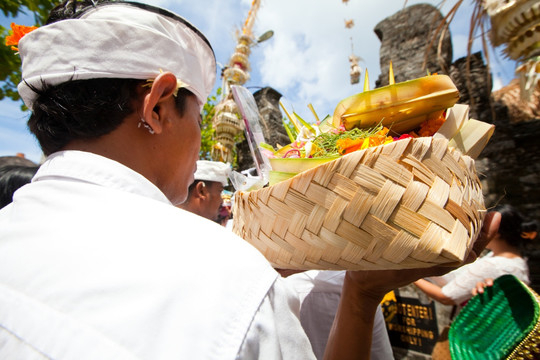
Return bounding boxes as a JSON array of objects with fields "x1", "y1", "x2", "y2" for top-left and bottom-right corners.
[{"x1": 332, "y1": 75, "x2": 459, "y2": 134}]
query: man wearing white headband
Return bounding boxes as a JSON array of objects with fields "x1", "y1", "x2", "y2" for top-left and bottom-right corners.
[
  {"x1": 0, "y1": 1, "x2": 499, "y2": 359},
  {"x1": 1, "y1": 2, "x2": 302, "y2": 359},
  {"x1": 178, "y1": 160, "x2": 230, "y2": 222}
]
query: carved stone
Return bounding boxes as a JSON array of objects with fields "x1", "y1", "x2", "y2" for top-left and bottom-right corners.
[
  {"x1": 448, "y1": 52, "x2": 493, "y2": 123},
  {"x1": 374, "y1": 3, "x2": 453, "y2": 87},
  {"x1": 477, "y1": 81, "x2": 540, "y2": 292},
  {"x1": 254, "y1": 87, "x2": 289, "y2": 148}
]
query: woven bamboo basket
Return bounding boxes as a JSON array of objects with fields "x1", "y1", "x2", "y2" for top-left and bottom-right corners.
[{"x1": 232, "y1": 136, "x2": 486, "y2": 270}]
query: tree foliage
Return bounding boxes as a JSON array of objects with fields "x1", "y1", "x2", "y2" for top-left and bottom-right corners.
[
  {"x1": 199, "y1": 88, "x2": 220, "y2": 161},
  {"x1": 0, "y1": 0, "x2": 59, "y2": 103}
]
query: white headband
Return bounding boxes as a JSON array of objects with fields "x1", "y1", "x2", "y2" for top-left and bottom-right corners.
[
  {"x1": 194, "y1": 160, "x2": 231, "y2": 187},
  {"x1": 17, "y1": 2, "x2": 216, "y2": 109}
]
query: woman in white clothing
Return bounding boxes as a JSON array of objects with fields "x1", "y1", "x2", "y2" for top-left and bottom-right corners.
[{"x1": 414, "y1": 204, "x2": 537, "y2": 306}]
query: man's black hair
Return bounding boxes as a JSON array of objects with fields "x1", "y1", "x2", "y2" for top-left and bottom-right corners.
[
  {"x1": 27, "y1": 0, "x2": 197, "y2": 155},
  {"x1": 0, "y1": 165, "x2": 39, "y2": 209}
]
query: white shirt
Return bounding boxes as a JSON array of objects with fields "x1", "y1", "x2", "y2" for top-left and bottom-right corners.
[
  {"x1": 434, "y1": 252, "x2": 530, "y2": 305},
  {"x1": 0, "y1": 151, "x2": 314, "y2": 360},
  {"x1": 286, "y1": 270, "x2": 394, "y2": 360}
]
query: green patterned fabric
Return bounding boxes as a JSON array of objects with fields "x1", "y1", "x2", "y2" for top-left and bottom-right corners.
[{"x1": 449, "y1": 274, "x2": 540, "y2": 360}]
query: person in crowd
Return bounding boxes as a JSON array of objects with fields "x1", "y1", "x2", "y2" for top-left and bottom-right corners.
[
  {"x1": 285, "y1": 270, "x2": 394, "y2": 360},
  {"x1": 0, "y1": 164, "x2": 39, "y2": 209},
  {"x1": 0, "y1": 155, "x2": 37, "y2": 168},
  {"x1": 179, "y1": 162, "x2": 392, "y2": 357},
  {"x1": 0, "y1": 1, "x2": 498, "y2": 359},
  {"x1": 0, "y1": 156, "x2": 39, "y2": 209},
  {"x1": 414, "y1": 204, "x2": 535, "y2": 306},
  {"x1": 216, "y1": 199, "x2": 232, "y2": 226},
  {"x1": 177, "y1": 160, "x2": 230, "y2": 223}
]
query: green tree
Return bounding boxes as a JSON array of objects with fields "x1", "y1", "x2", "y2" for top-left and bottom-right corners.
[
  {"x1": 199, "y1": 88, "x2": 220, "y2": 161},
  {"x1": 1, "y1": 0, "x2": 59, "y2": 103}
]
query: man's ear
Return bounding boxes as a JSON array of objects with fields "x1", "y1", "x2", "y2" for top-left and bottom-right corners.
[
  {"x1": 195, "y1": 181, "x2": 208, "y2": 200},
  {"x1": 141, "y1": 72, "x2": 179, "y2": 135}
]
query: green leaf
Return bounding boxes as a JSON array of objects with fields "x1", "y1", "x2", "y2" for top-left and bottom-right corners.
[
  {"x1": 0, "y1": 1, "x2": 60, "y2": 104},
  {"x1": 199, "y1": 88, "x2": 220, "y2": 160},
  {"x1": 259, "y1": 142, "x2": 275, "y2": 152},
  {"x1": 282, "y1": 118, "x2": 296, "y2": 143},
  {"x1": 293, "y1": 111, "x2": 315, "y2": 135}
]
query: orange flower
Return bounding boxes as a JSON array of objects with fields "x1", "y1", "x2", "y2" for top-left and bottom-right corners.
[
  {"x1": 418, "y1": 113, "x2": 446, "y2": 137},
  {"x1": 336, "y1": 127, "x2": 394, "y2": 155},
  {"x1": 362, "y1": 134, "x2": 392, "y2": 150},
  {"x1": 5, "y1": 23, "x2": 38, "y2": 52},
  {"x1": 336, "y1": 137, "x2": 363, "y2": 155}
]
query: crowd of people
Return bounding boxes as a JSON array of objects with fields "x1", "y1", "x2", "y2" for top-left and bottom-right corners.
[{"x1": 0, "y1": 0, "x2": 532, "y2": 359}]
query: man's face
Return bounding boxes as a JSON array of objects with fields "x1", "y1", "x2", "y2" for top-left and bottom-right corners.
[
  {"x1": 160, "y1": 95, "x2": 201, "y2": 206},
  {"x1": 202, "y1": 181, "x2": 224, "y2": 221}
]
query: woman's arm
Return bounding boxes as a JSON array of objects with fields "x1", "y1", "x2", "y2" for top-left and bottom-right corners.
[{"x1": 413, "y1": 279, "x2": 455, "y2": 305}]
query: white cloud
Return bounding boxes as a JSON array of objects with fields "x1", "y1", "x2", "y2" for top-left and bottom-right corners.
[
  {"x1": 250, "y1": 0, "x2": 450, "y2": 117},
  {"x1": 245, "y1": 0, "x2": 518, "y2": 118}
]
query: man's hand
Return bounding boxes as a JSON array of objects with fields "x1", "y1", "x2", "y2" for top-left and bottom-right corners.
[
  {"x1": 275, "y1": 269, "x2": 304, "y2": 278},
  {"x1": 345, "y1": 210, "x2": 501, "y2": 303},
  {"x1": 324, "y1": 211, "x2": 501, "y2": 360}
]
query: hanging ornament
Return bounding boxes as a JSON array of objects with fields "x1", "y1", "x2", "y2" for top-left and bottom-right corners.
[
  {"x1": 211, "y1": 97, "x2": 243, "y2": 162},
  {"x1": 349, "y1": 38, "x2": 364, "y2": 85},
  {"x1": 349, "y1": 55, "x2": 361, "y2": 84},
  {"x1": 212, "y1": 0, "x2": 263, "y2": 163},
  {"x1": 484, "y1": 0, "x2": 539, "y2": 100}
]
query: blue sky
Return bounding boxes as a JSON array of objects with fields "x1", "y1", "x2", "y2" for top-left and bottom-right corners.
[{"x1": 0, "y1": 0, "x2": 517, "y2": 164}]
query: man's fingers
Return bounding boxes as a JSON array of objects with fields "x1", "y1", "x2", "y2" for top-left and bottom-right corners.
[
  {"x1": 470, "y1": 211, "x2": 501, "y2": 262},
  {"x1": 345, "y1": 211, "x2": 501, "y2": 299}
]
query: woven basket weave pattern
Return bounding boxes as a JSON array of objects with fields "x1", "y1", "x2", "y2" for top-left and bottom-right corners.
[{"x1": 233, "y1": 137, "x2": 486, "y2": 270}]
